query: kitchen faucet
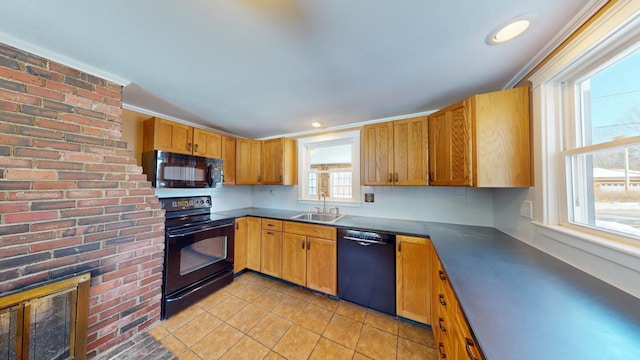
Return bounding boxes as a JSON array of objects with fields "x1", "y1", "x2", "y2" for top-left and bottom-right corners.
[{"x1": 321, "y1": 192, "x2": 326, "y2": 214}]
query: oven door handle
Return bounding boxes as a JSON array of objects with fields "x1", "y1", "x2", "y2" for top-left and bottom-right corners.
[
  {"x1": 341, "y1": 236, "x2": 387, "y2": 245},
  {"x1": 167, "y1": 224, "x2": 232, "y2": 238}
]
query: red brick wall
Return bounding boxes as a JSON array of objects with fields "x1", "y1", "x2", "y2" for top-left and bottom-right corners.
[{"x1": 0, "y1": 43, "x2": 165, "y2": 358}]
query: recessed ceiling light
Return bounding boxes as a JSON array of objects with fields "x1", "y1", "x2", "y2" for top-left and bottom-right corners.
[
  {"x1": 311, "y1": 121, "x2": 322, "y2": 128},
  {"x1": 487, "y1": 17, "x2": 531, "y2": 45}
]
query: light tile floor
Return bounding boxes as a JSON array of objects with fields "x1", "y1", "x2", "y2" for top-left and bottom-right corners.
[{"x1": 147, "y1": 271, "x2": 438, "y2": 360}]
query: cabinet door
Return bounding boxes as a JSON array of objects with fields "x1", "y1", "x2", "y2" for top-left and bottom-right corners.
[
  {"x1": 396, "y1": 235, "x2": 431, "y2": 324},
  {"x1": 362, "y1": 122, "x2": 394, "y2": 185},
  {"x1": 428, "y1": 103, "x2": 472, "y2": 186},
  {"x1": 221, "y1": 135, "x2": 236, "y2": 185},
  {"x1": 306, "y1": 237, "x2": 337, "y2": 295},
  {"x1": 260, "y1": 229, "x2": 282, "y2": 278},
  {"x1": 234, "y1": 218, "x2": 247, "y2": 274},
  {"x1": 281, "y1": 233, "x2": 307, "y2": 286},
  {"x1": 144, "y1": 117, "x2": 193, "y2": 155},
  {"x1": 394, "y1": 117, "x2": 428, "y2": 185},
  {"x1": 262, "y1": 138, "x2": 284, "y2": 184},
  {"x1": 246, "y1": 217, "x2": 262, "y2": 271},
  {"x1": 236, "y1": 139, "x2": 262, "y2": 185},
  {"x1": 193, "y1": 128, "x2": 222, "y2": 158}
]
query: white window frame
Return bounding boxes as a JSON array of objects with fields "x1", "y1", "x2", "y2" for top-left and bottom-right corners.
[
  {"x1": 530, "y1": 0, "x2": 640, "y2": 247},
  {"x1": 297, "y1": 130, "x2": 361, "y2": 204}
]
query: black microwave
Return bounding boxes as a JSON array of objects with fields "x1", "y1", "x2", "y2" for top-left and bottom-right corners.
[{"x1": 142, "y1": 150, "x2": 223, "y2": 188}]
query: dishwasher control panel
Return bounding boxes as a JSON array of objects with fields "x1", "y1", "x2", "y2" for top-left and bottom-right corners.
[{"x1": 339, "y1": 229, "x2": 395, "y2": 244}]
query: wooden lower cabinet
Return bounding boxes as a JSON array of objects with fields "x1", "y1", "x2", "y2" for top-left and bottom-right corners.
[
  {"x1": 281, "y1": 233, "x2": 307, "y2": 286},
  {"x1": 432, "y1": 248, "x2": 484, "y2": 360},
  {"x1": 234, "y1": 218, "x2": 247, "y2": 273},
  {"x1": 282, "y1": 221, "x2": 337, "y2": 295},
  {"x1": 246, "y1": 217, "x2": 262, "y2": 271},
  {"x1": 260, "y1": 219, "x2": 283, "y2": 277},
  {"x1": 396, "y1": 235, "x2": 431, "y2": 324}
]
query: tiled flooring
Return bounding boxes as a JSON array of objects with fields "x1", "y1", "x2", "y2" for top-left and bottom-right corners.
[{"x1": 147, "y1": 271, "x2": 437, "y2": 359}]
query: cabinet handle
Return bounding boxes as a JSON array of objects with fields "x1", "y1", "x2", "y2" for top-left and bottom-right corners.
[
  {"x1": 280, "y1": 175, "x2": 283, "y2": 183},
  {"x1": 266, "y1": 231, "x2": 274, "y2": 235},
  {"x1": 388, "y1": 173, "x2": 393, "y2": 182},
  {"x1": 438, "y1": 270, "x2": 446, "y2": 280},
  {"x1": 307, "y1": 239, "x2": 310, "y2": 250},
  {"x1": 267, "y1": 223, "x2": 275, "y2": 227},
  {"x1": 195, "y1": 143, "x2": 199, "y2": 152},
  {"x1": 465, "y1": 338, "x2": 480, "y2": 360},
  {"x1": 188, "y1": 142, "x2": 192, "y2": 152},
  {"x1": 429, "y1": 172, "x2": 433, "y2": 182},
  {"x1": 438, "y1": 342, "x2": 446, "y2": 359},
  {"x1": 395, "y1": 172, "x2": 398, "y2": 182},
  {"x1": 302, "y1": 239, "x2": 305, "y2": 249},
  {"x1": 438, "y1": 293, "x2": 446, "y2": 306},
  {"x1": 438, "y1": 317, "x2": 446, "y2": 332},
  {"x1": 258, "y1": 175, "x2": 262, "y2": 183},
  {"x1": 397, "y1": 241, "x2": 401, "y2": 252},
  {"x1": 236, "y1": 222, "x2": 239, "y2": 230}
]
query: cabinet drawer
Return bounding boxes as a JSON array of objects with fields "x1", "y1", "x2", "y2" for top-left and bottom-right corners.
[
  {"x1": 262, "y1": 219, "x2": 283, "y2": 231},
  {"x1": 283, "y1": 221, "x2": 336, "y2": 240}
]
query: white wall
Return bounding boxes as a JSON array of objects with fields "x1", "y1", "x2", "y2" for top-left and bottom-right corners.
[
  {"x1": 252, "y1": 185, "x2": 494, "y2": 226},
  {"x1": 494, "y1": 188, "x2": 640, "y2": 299}
]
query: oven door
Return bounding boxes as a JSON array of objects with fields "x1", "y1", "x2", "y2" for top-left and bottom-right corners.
[{"x1": 164, "y1": 221, "x2": 234, "y2": 295}]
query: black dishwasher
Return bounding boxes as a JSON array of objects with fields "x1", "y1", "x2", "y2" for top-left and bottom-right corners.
[{"x1": 337, "y1": 228, "x2": 396, "y2": 316}]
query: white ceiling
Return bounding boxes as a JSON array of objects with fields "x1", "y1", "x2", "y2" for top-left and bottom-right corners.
[{"x1": 0, "y1": 0, "x2": 598, "y2": 138}]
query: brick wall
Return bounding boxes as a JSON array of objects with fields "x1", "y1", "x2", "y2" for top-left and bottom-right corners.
[{"x1": 0, "y1": 43, "x2": 165, "y2": 358}]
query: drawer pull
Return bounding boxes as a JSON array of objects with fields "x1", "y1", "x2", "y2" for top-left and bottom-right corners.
[
  {"x1": 438, "y1": 270, "x2": 446, "y2": 280},
  {"x1": 438, "y1": 317, "x2": 446, "y2": 332},
  {"x1": 439, "y1": 293, "x2": 446, "y2": 306},
  {"x1": 438, "y1": 342, "x2": 446, "y2": 359},
  {"x1": 267, "y1": 223, "x2": 275, "y2": 227},
  {"x1": 465, "y1": 338, "x2": 479, "y2": 360},
  {"x1": 266, "y1": 231, "x2": 274, "y2": 235}
]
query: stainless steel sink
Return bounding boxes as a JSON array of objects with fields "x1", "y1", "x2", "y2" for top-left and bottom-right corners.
[{"x1": 290, "y1": 213, "x2": 344, "y2": 223}]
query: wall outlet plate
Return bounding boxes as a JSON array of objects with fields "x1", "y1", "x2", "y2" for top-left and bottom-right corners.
[
  {"x1": 364, "y1": 193, "x2": 374, "y2": 203},
  {"x1": 520, "y1": 200, "x2": 533, "y2": 219}
]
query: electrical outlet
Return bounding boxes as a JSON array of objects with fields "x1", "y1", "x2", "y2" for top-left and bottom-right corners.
[{"x1": 520, "y1": 200, "x2": 533, "y2": 219}]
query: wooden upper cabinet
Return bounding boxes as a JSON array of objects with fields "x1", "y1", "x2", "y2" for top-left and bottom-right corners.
[
  {"x1": 143, "y1": 117, "x2": 225, "y2": 160},
  {"x1": 428, "y1": 86, "x2": 531, "y2": 187},
  {"x1": 428, "y1": 103, "x2": 471, "y2": 186},
  {"x1": 362, "y1": 122, "x2": 394, "y2": 185},
  {"x1": 262, "y1": 138, "x2": 297, "y2": 185},
  {"x1": 362, "y1": 118, "x2": 427, "y2": 186},
  {"x1": 222, "y1": 135, "x2": 236, "y2": 185},
  {"x1": 393, "y1": 117, "x2": 428, "y2": 185},
  {"x1": 193, "y1": 128, "x2": 222, "y2": 158},
  {"x1": 143, "y1": 117, "x2": 193, "y2": 155},
  {"x1": 236, "y1": 139, "x2": 263, "y2": 185}
]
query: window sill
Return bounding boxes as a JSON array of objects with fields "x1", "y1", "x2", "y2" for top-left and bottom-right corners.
[{"x1": 532, "y1": 221, "x2": 640, "y2": 259}]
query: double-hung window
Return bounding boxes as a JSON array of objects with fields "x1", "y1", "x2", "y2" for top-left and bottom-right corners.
[
  {"x1": 297, "y1": 130, "x2": 360, "y2": 203},
  {"x1": 560, "y1": 46, "x2": 640, "y2": 239}
]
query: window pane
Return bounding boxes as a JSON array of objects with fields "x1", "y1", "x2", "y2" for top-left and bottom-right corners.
[
  {"x1": 581, "y1": 49, "x2": 640, "y2": 146},
  {"x1": 330, "y1": 171, "x2": 352, "y2": 198},
  {"x1": 568, "y1": 145, "x2": 640, "y2": 237},
  {"x1": 308, "y1": 172, "x2": 317, "y2": 196}
]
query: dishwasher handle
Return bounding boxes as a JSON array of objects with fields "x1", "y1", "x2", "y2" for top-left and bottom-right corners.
[{"x1": 342, "y1": 236, "x2": 388, "y2": 245}]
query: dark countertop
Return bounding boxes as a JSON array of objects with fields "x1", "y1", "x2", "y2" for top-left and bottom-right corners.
[
  {"x1": 427, "y1": 223, "x2": 640, "y2": 360},
  {"x1": 213, "y1": 207, "x2": 640, "y2": 359},
  {"x1": 212, "y1": 207, "x2": 430, "y2": 236}
]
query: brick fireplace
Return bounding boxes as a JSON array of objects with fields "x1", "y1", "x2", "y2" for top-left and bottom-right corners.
[{"x1": 0, "y1": 43, "x2": 165, "y2": 358}]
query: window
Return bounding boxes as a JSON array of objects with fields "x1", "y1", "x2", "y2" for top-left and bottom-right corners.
[
  {"x1": 297, "y1": 130, "x2": 360, "y2": 203},
  {"x1": 560, "y1": 44, "x2": 640, "y2": 238}
]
